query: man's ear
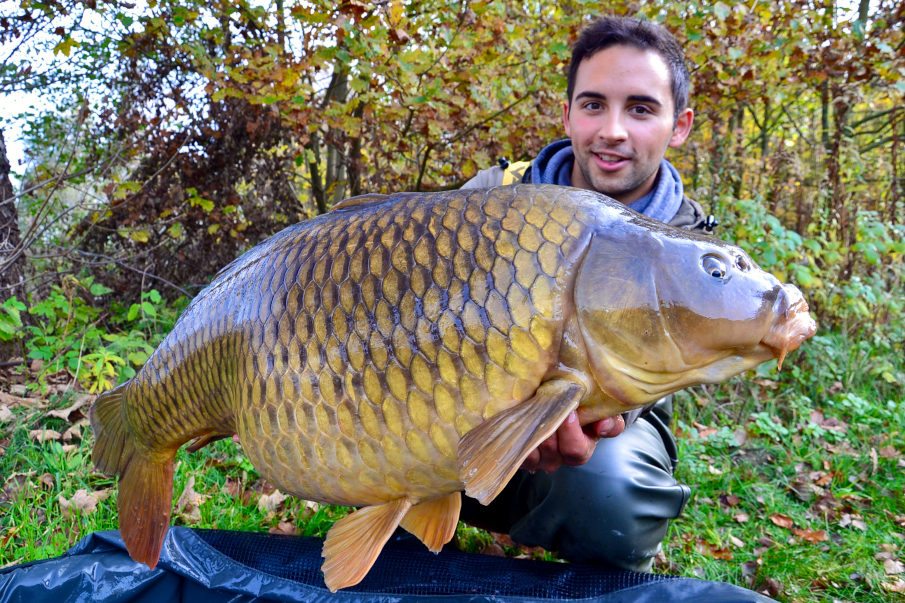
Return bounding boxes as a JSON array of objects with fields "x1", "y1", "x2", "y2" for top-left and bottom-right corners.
[
  {"x1": 669, "y1": 107, "x2": 694, "y2": 148},
  {"x1": 562, "y1": 101, "x2": 571, "y2": 137}
]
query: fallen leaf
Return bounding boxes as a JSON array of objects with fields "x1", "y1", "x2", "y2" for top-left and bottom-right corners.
[
  {"x1": 268, "y1": 521, "x2": 298, "y2": 536},
  {"x1": 719, "y1": 493, "x2": 741, "y2": 507},
  {"x1": 882, "y1": 579, "x2": 905, "y2": 594},
  {"x1": 0, "y1": 391, "x2": 43, "y2": 408},
  {"x1": 770, "y1": 513, "x2": 794, "y2": 529},
  {"x1": 879, "y1": 445, "x2": 900, "y2": 459},
  {"x1": 258, "y1": 489, "x2": 288, "y2": 513},
  {"x1": 176, "y1": 476, "x2": 208, "y2": 523},
  {"x1": 29, "y1": 429, "x2": 62, "y2": 443},
  {"x1": 46, "y1": 395, "x2": 93, "y2": 422},
  {"x1": 791, "y1": 528, "x2": 829, "y2": 543},
  {"x1": 734, "y1": 512, "x2": 750, "y2": 523},
  {"x1": 0, "y1": 405, "x2": 13, "y2": 423},
  {"x1": 885, "y1": 559, "x2": 905, "y2": 575},
  {"x1": 58, "y1": 489, "x2": 107, "y2": 518},
  {"x1": 693, "y1": 422, "x2": 718, "y2": 438},
  {"x1": 62, "y1": 421, "x2": 87, "y2": 443},
  {"x1": 729, "y1": 535, "x2": 745, "y2": 548},
  {"x1": 761, "y1": 577, "x2": 783, "y2": 597}
]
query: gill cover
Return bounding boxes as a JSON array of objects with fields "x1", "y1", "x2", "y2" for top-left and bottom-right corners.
[{"x1": 573, "y1": 221, "x2": 781, "y2": 406}]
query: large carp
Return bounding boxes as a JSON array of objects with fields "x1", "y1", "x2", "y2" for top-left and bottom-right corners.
[{"x1": 90, "y1": 185, "x2": 816, "y2": 591}]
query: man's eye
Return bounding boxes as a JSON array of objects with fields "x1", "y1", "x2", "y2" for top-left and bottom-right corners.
[
  {"x1": 630, "y1": 105, "x2": 651, "y2": 115},
  {"x1": 585, "y1": 101, "x2": 601, "y2": 111}
]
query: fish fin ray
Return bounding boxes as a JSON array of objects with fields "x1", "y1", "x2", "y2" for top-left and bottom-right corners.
[
  {"x1": 321, "y1": 498, "x2": 412, "y2": 592},
  {"x1": 330, "y1": 193, "x2": 390, "y2": 212},
  {"x1": 90, "y1": 381, "x2": 174, "y2": 569},
  {"x1": 185, "y1": 432, "x2": 231, "y2": 453},
  {"x1": 400, "y1": 492, "x2": 461, "y2": 552},
  {"x1": 458, "y1": 380, "x2": 584, "y2": 505}
]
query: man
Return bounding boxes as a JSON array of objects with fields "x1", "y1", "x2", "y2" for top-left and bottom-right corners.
[{"x1": 459, "y1": 16, "x2": 715, "y2": 572}]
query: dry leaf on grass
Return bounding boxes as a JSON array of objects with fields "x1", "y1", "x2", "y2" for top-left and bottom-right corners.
[
  {"x1": 769, "y1": 513, "x2": 794, "y2": 529},
  {"x1": 269, "y1": 521, "x2": 298, "y2": 536},
  {"x1": 176, "y1": 476, "x2": 208, "y2": 523},
  {"x1": 28, "y1": 429, "x2": 62, "y2": 443},
  {"x1": 46, "y1": 395, "x2": 93, "y2": 422},
  {"x1": 882, "y1": 579, "x2": 905, "y2": 594},
  {"x1": 884, "y1": 558, "x2": 905, "y2": 575},
  {"x1": 0, "y1": 405, "x2": 13, "y2": 423},
  {"x1": 791, "y1": 528, "x2": 828, "y2": 543},
  {"x1": 258, "y1": 489, "x2": 288, "y2": 513},
  {"x1": 59, "y1": 489, "x2": 110, "y2": 518}
]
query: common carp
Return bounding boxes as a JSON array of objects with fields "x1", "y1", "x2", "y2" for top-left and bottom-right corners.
[{"x1": 90, "y1": 184, "x2": 816, "y2": 591}]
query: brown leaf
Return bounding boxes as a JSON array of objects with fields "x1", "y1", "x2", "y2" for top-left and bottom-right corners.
[
  {"x1": 761, "y1": 577, "x2": 784, "y2": 597},
  {"x1": 29, "y1": 429, "x2": 62, "y2": 443},
  {"x1": 769, "y1": 513, "x2": 794, "y2": 529},
  {"x1": 719, "y1": 493, "x2": 741, "y2": 507},
  {"x1": 176, "y1": 476, "x2": 208, "y2": 523},
  {"x1": 46, "y1": 395, "x2": 93, "y2": 422},
  {"x1": 0, "y1": 405, "x2": 13, "y2": 423},
  {"x1": 268, "y1": 521, "x2": 298, "y2": 536},
  {"x1": 258, "y1": 489, "x2": 288, "y2": 513},
  {"x1": 0, "y1": 391, "x2": 43, "y2": 408},
  {"x1": 884, "y1": 559, "x2": 905, "y2": 575},
  {"x1": 879, "y1": 445, "x2": 900, "y2": 459},
  {"x1": 58, "y1": 489, "x2": 108, "y2": 518},
  {"x1": 791, "y1": 528, "x2": 828, "y2": 543},
  {"x1": 734, "y1": 512, "x2": 750, "y2": 523},
  {"x1": 882, "y1": 579, "x2": 905, "y2": 594}
]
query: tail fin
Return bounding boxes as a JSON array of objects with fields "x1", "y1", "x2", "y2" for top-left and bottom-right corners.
[{"x1": 90, "y1": 384, "x2": 174, "y2": 569}]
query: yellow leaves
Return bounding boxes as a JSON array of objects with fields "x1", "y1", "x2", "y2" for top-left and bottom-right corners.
[{"x1": 53, "y1": 36, "x2": 80, "y2": 57}]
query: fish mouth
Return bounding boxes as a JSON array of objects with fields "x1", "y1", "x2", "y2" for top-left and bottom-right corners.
[{"x1": 761, "y1": 296, "x2": 817, "y2": 369}]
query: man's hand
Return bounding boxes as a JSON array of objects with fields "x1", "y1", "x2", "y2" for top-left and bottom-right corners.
[{"x1": 520, "y1": 411, "x2": 626, "y2": 473}]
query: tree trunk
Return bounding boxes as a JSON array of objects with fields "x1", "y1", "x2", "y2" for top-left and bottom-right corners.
[{"x1": 0, "y1": 128, "x2": 27, "y2": 304}]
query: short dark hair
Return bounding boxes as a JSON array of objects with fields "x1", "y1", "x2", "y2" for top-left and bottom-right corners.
[{"x1": 566, "y1": 16, "x2": 691, "y2": 120}]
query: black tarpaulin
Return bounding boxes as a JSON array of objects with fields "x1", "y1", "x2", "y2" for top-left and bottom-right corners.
[{"x1": 0, "y1": 528, "x2": 775, "y2": 602}]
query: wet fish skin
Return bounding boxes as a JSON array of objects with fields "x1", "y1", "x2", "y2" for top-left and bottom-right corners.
[{"x1": 90, "y1": 184, "x2": 816, "y2": 591}]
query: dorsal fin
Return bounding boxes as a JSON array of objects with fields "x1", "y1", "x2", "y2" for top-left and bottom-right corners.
[{"x1": 329, "y1": 193, "x2": 391, "y2": 212}]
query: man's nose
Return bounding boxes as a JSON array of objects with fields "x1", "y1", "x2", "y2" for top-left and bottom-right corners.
[{"x1": 596, "y1": 112, "x2": 628, "y2": 142}]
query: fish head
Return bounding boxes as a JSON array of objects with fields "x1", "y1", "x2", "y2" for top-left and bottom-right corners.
[{"x1": 573, "y1": 218, "x2": 817, "y2": 410}]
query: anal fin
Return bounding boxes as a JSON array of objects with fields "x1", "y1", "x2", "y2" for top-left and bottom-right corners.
[
  {"x1": 458, "y1": 379, "x2": 585, "y2": 505},
  {"x1": 321, "y1": 498, "x2": 412, "y2": 592},
  {"x1": 400, "y1": 492, "x2": 462, "y2": 552}
]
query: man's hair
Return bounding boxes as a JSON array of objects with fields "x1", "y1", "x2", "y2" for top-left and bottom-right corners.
[{"x1": 566, "y1": 16, "x2": 691, "y2": 120}]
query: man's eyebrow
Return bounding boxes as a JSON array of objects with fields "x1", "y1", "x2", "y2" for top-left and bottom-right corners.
[{"x1": 572, "y1": 91, "x2": 663, "y2": 107}]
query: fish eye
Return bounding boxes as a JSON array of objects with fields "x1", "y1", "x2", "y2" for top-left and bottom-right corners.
[{"x1": 701, "y1": 255, "x2": 727, "y2": 279}]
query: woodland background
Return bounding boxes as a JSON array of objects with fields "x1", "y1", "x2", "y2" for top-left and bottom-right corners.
[{"x1": 1, "y1": 1, "x2": 904, "y2": 601}]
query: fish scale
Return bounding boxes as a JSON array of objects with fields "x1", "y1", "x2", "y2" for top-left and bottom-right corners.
[
  {"x1": 217, "y1": 187, "x2": 581, "y2": 507},
  {"x1": 90, "y1": 184, "x2": 816, "y2": 591}
]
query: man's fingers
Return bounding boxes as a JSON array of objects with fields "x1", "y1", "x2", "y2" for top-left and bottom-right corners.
[
  {"x1": 557, "y1": 411, "x2": 596, "y2": 466},
  {"x1": 584, "y1": 415, "x2": 626, "y2": 440}
]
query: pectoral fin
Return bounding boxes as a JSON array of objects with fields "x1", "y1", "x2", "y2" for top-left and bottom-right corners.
[
  {"x1": 321, "y1": 498, "x2": 412, "y2": 592},
  {"x1": 458, "y1": 380, "x2": 585, "y2": 505},
  {"x1": 400, "y1": 492, "x2": 462, "y2": 552}
]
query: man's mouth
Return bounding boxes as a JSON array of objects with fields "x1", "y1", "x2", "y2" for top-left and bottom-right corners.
[{"x1": 592, "y1": 152, "x2": 629, "y2": 170}]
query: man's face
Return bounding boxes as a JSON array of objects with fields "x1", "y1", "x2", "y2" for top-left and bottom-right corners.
[{"x1": 563, "y1": 44, "x2": 693, "y2": 204}]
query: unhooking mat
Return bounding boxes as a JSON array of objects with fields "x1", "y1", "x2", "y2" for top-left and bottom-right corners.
[{"x1": 0, "y1": 527, "x2": 776, "y2": 602}]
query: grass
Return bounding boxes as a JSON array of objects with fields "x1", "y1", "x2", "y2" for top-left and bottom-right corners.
[{"x1": 1, "y1": 329, "x2": 903, "y2": 601}]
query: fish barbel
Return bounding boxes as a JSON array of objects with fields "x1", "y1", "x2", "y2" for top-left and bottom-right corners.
[{"x1": 90, "y1": 185, "x2": 816, "y2": 590}]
